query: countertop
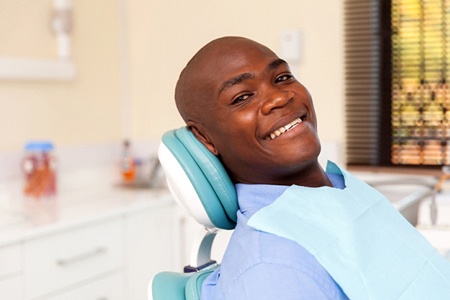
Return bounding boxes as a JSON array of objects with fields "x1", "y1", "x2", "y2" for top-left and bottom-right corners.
[{"x1": 0, "y1": 166, "x2": 173, "y2": 247}]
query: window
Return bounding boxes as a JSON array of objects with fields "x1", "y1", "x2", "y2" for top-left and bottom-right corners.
[{"x1": 345, "y1": 0, "x2": 450, "y2": 167}]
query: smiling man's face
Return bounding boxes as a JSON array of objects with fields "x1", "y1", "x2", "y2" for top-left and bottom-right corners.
[{"x1": 177, "y1": 37, "x2": 323, "y2": 185}]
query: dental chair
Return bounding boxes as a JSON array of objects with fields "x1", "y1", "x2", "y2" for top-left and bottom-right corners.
[{"x1": 151, "y1": 127, "x2": 239, "y2": 300}]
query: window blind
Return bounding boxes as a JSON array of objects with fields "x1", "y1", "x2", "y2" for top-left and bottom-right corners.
[{"x1": 345, "y1": 0, "x2": 387, "y2": 165}]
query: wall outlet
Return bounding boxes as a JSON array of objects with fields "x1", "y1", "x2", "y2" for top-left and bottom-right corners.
[{"x1": 280, "y1": 29, "x2": 302, "y2": 63}]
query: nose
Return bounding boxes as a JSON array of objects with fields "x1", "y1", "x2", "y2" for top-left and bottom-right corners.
[{"x1": 260, "y1": 88, "x2": 294, "y2": 115}]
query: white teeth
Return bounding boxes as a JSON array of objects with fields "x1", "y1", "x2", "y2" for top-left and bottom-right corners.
[{"x1": 266, "y1": 117, "x2": 302, "y2": 140}]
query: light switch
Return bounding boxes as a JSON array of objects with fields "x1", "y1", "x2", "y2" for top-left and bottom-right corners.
[{"x1": 280, "y1": 30, "x2": 302, "y2": 63}]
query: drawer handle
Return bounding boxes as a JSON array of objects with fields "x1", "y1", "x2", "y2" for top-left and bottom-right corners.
[{"x1": 56, "y1": 247, "x2": 107, "y2": 267}]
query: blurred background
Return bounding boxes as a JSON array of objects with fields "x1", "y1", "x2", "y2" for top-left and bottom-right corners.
[
  {"x1": 0, "y1": 0, "x2": 344, "y2": 157},
  {"x1": 2, "y1": 2, "x2": 450, "y2": 300}
]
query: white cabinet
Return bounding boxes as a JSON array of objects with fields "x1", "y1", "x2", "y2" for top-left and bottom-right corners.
[
  {"x1": 0, "y1": 197, "x2": 231, "y2": 300},
  {"x1": 46, "y1": 272, "x2": 125, "y2": 300},
  {"x1": 0, "y1": 276, "x2": 23, "y2": 300},
  {"x1": 0, "y1": 193, "x2": 181, "y2": 300},
  {"x1": 23, "y1": 219, "x2": 124, "y2": 299},
  {"x1": 0, "y1": 243, "x2": 22, "y2": 278},
  {"x1": 0, "y1": 243, "x2": 23, "y2": 300},
  {"x1": 125, "y1": 202, "x2": 176, "y2": 300}
]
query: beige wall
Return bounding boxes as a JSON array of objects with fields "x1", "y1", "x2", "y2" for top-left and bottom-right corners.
[
  {"x1": 0, "y1": 0, "x2": 122, "y2": 152},
  {"x1": 0, "y1": 0, "x2": 344, "y2": 157},
  {"x1": 127, "y1": 0, "x2": 344, "y2": 144}
]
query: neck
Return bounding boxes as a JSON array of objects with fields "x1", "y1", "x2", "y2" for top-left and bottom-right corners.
[
  {"x1": 233, "y1": 161, "x2": 332, "y2": 187},
  {"x1": 286, "y1": 162, "x2": 332, "y2": 188}
]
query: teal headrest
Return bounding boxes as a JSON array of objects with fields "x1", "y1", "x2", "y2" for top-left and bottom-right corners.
[{"x1": 158, "y1": 127, "x2": 238, "y2": 230}]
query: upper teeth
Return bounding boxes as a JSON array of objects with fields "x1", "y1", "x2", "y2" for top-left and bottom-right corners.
[{"x1": 266, "y1": 117, "x2": 302, "y2": 140}]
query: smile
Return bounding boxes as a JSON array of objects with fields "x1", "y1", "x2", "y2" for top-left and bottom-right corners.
[{"x1": 265, "y1": 117, "x2": 303, "y2": 140}]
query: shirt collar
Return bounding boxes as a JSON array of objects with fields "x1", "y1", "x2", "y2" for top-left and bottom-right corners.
[{"x1": 236, "y1": 169, "x2": 345, "y2": 218}]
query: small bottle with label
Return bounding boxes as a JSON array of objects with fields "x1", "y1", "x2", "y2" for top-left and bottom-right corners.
[{"x1": 22, "y1": 141, "x2": 57, "y2": 198}]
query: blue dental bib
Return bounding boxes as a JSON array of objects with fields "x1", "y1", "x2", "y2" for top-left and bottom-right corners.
[{"x1": 248, "y1": 162, "x2": 450, "y2": 299}]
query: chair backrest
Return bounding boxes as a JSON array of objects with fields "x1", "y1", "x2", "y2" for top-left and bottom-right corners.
[
  {"x1": 158, "y1": 127, "x2": 238, "y2": 230},
  {"x1": 151, "y1": 127, "x2": 239, "y2": 300}
]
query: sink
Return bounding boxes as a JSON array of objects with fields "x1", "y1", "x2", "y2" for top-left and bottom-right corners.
[
  {"x1": 418, "y1": 228, "x2": 450, "y2": 261},
  {"x1": 372, "y1": 182, "x2": 435, "y2": 226},
  {"x1": 355, "y1": 173, "x2": 436, "y2": 227}
]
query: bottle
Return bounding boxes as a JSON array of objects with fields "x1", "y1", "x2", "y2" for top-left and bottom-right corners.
[
  {"x1": 22, "y1": 141, "x2": 57, "y2": 198},
  {"x1": 121, "y1": 140, "x2": 136, "y2": 182}
]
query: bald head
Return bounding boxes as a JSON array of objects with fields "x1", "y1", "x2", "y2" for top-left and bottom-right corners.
[{"x1": 174, "y1": 36, "x2": 276, "y2": 123}]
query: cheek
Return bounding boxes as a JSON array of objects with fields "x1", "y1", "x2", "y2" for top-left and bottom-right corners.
[
  {"x1": 207, "y1": 123, "x2": 252, "y2": 162},
  {"x1": 215, "y1": 109, "x2": 258, "y2": 145},
  {"x1": 236, "y1": 110, "x2": 255, "y2": 124}
]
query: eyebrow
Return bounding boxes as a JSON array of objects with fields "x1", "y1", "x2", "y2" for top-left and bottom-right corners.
[
  {"x1": 267, "y1": 58, "x2": 288, "y2": 71},
  {"x1": 218, "y1": 73, "x2": 254, "y2": 96},
  {"x1": 218, "y1": 58, "x2": 289, "y2": 96}
]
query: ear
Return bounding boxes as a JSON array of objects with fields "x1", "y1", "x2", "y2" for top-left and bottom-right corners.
[{"x1": 187, "y1": 122, "x2": 219, "y2": 156}]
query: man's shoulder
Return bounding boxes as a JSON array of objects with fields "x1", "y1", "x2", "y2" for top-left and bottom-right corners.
[
  {"x1": 202, "y1": 222, "x2": 347, "y2": 300},
  {"x1": 222, "y1": 220, "x2": 330, "y2": 280}
]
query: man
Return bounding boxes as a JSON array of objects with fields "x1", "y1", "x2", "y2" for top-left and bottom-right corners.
[
  {"x1": 175, "y1": 36, "x2": 348, "y2": 299},
  {"x1": 173, "y1": 36, "x2": 450, "y2": 299}
]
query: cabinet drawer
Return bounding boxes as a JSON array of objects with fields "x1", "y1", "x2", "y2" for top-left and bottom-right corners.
[
  {"x1": 48, "y1": 272, "x2": 125, "y2": 300},
  {"x1": 0, "y1": 276, "x2": 23, "y2": 300},
  {"x1": 24, "y1": 219, "x2": 123, "y2": 299},
  {"x1": 0, "y1": 243, "x2": 21, "y2": 278}
]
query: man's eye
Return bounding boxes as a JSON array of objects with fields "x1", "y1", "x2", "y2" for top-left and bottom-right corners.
[
  {"x1": 275, "y1": 74, "x2": 294, "y2": 83},
  {"x1": 232, "y1": 94, "x2": 251, "y2": 105}
]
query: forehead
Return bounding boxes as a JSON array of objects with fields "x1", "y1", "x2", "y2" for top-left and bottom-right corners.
[
  {"x1": 189, "y1": 40, "x2": 278, "y2": 91},
  {"x1": 205, "y1": 42, "x2": 278, "y2": 84}
]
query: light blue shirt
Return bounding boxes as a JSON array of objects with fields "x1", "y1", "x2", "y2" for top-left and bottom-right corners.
[{"x1": 201, "y1": 173, "x2": 349, "y2": 300}]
